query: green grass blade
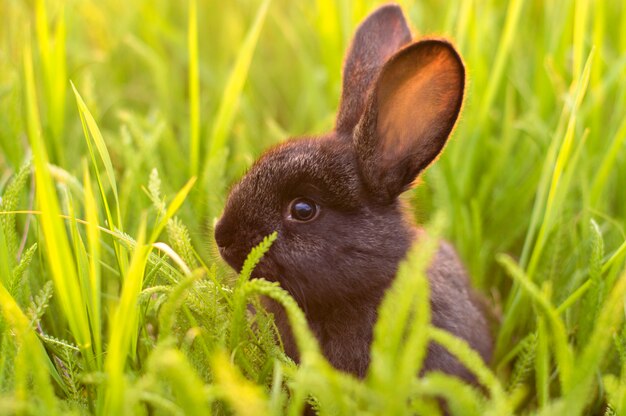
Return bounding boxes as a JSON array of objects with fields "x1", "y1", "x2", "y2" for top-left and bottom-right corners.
[
  {"x1": 244, "y1": 279, "x2": 320, "y2": 358},
  {"x1": 429, "y1": 327, "x2": 509, "y2": 413},
  {"x1": 498, "y1": 49, "x2": 595, "y2": 359},
  {"x1": 147, "y1": 347, "x2": 210, "y2": 416},
  {"x1": 0, "y1": 219, "x2": 12, "y2": 290},
  {"x1": 204, "y1": 0, "x2": 271, "y2": 163},
  {"x1": 0, "y1": 283, "x2": 59, "y2": 412},
  {"x1": 590, "y1": 117, "x2": 626, "y2": 207},
  {"x1": 459, "y1": 0, "x2": 525, "y2": 192},
  {"x1": 188, "y1": 0, "x2": 200, "y2": 177},
  {"x1": 562, "y1": 268, "x2": 626, "y2": 413},
  {"x1": 71, "y1": 82, "x2": 121, "y2": 231},
  {"x1": 498, "y1": 254, "x2": 574, "y2": 393},
  {"x1": 414, "y1": 373, "x2": 484, "y2": 416},
  {"x1": 83, "y1": 162, "x2": 103, "y2": 369},
  {"x1": 572, "y1": 0, "x2": 590, "y2": 81},
  {"x1": 535, "y1": 317, "x2": 549, "y2": 407},
  {"x1": 229, "y1": 233, "x2": 277, "y2": 351},
  {"x1": 34, "y1": 0, "x2": 64, "y2": 164},
  {"x1": 526, "y1": 49, "x2": 594, "y2": 278},
  {"x1": 23, "y1": 40, "x2": 95, "y2": 369},
  {"x1": 150, "y1": 176, "x2": 197, "y2": 242},
  {"x1": 603, "y1": 239, "x2": 626, "y2": 275},
  {"x1": 102, "y1": 215, "x2": 150, "y2": 415},
  {"x1": 211, "y1": 350, "x2": 268, "y2": 416}
]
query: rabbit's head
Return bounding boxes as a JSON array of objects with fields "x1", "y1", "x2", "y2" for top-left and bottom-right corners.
[{"x1": 215, "y1": 4, "x2": 465, "y2": 309}]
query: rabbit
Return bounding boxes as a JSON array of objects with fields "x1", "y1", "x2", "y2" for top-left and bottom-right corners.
[{"x1": 214, "y1": 3, "x2": 492, "y2": 382}]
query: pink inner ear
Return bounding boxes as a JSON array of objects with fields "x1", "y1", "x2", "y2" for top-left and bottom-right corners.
[{"x1": 376, "y1": 44, "x2": 464, "y2": 169}]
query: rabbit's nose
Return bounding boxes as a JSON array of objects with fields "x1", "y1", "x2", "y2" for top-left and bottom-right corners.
[{"x1": 214, "y1": 217, "x2": 234, "y2": 249}]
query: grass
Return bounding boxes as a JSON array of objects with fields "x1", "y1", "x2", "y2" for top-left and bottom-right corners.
[{"x1": 0, "y1": 0, "x2": 625, "y2": 414}]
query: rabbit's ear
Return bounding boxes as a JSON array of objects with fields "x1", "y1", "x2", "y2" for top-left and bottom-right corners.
[
  {"x1": 354, "y1": 39, "x2": 465, "y2": 202},
  {"x1": 335, "y1": 4, "x2": 411, "y2": 134}
]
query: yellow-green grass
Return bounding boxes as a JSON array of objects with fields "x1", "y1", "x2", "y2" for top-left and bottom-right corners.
[{"x1": 0, "y1": 0, "x2": 625, "y2": 414}]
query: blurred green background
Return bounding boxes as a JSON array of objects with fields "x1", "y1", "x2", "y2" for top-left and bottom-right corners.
[{"x1": 1, "y1": 0, "x2": 626, "y2": 414}]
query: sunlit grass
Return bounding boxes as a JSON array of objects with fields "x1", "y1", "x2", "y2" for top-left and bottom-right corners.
[{"x1": 0, "y1": 0, "x2": 625, "y2": 414}]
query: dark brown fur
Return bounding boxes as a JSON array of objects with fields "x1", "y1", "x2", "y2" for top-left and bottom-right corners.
[{"x1": 214, "y1": 3, "x2": 492, "y2": 382}]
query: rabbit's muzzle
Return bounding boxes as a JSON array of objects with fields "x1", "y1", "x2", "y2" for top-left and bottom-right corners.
[
  {"x1": 214, "y1": 217, "x2": 244, "y2": 271},
  {"x1": 214, "y1": 215, "x2": 269, "y2": 273}
]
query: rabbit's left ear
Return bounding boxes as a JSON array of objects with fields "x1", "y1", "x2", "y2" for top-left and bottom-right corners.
[
  {"x1": 335, "y1": 5, "x2": 411, "y2": 134},
  {"x1": 354, "y1": 39, "x2": 465, "y2": 202}
]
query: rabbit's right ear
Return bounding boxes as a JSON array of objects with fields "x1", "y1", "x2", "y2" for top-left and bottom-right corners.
[{"x1": 335, "y1": 4, "x2": 411, "y2": 134}]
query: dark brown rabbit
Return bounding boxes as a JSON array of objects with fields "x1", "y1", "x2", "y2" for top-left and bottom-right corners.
[{"x1": 214, "y1": 4, "x2": 492, "y2": 382}]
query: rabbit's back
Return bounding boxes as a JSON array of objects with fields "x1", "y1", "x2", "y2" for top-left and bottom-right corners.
[{"x1": 425, "y1": 239, "x2": 493, "y2": 380}]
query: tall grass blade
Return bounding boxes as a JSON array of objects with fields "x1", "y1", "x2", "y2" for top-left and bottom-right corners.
[
  {"x1": 23, "y1": 40, "x2": 95, "y2": 369},
  {"x1": 146, "y1": 346, "x2": 209, "y2": 416},
  {"x1": 535, "y1": 316, "x2": 549, "y2": 407},
  {"x1": 212, "y1": 350, "x2": 268, "y2": 416},
  {"x1": 34, "y1": 0, "x2": 65, "y2": 164},
  {"x1": 497, "y1": 254, "x2": 573, "y2": 393},
  {"x1": 203, "y1": 0, "x2": 271, "y2": 164},
  {"x1": 83, "y1": 162, "x2": 103, "y2": 369},
  {"x1": 150, "y1": 176, "x2": 197, "y2": 242},
  {"x1": 71, "y1": 83, "x2": 121, "y2": 230},
  {"x1": 498, "y1": 49, "x2": 595, "y2": 359},
  {"x1": 0, "y1": 283, "x2": 58, "y2": 412},
  {"x1": 429, "y1": 327, "x2": 508, "y2": 413},
  {"x1": 590, "y1": 118, "x2": 626, "y2": 206},
  {"x1": 562, "y1": 267, "x2": 626, "y2": 413},
  {"x1": 102, "y1": 215, "x2": 150, "y2": 415},
  {"x1": 188, "y1": 0, "x2": 200, "y2": 177},
  {"x1": 229, "y1": 233, "x2": 277, "y2": 351},
  {"x1": 527, "y1": 51, "x2": 595, "y2": 277},
  {"x1": 459, "y1": 0, "x2": 525, "y2": 192},
  {"x1": 414, "y1": 373, "x2": 484, "y2": 416}
]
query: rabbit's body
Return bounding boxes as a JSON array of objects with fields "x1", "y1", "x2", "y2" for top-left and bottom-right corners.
[
  {"x1": 215, "y1": 4, "x2": 492, "y2": 383},
  {"x1": 265, "y1": 234, "x2": 491, "y2": 381}
]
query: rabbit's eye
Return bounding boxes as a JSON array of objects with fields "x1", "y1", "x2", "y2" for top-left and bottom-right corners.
[{"x1": 288, "y1": 197, "x2": 319, "y2": 222}]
